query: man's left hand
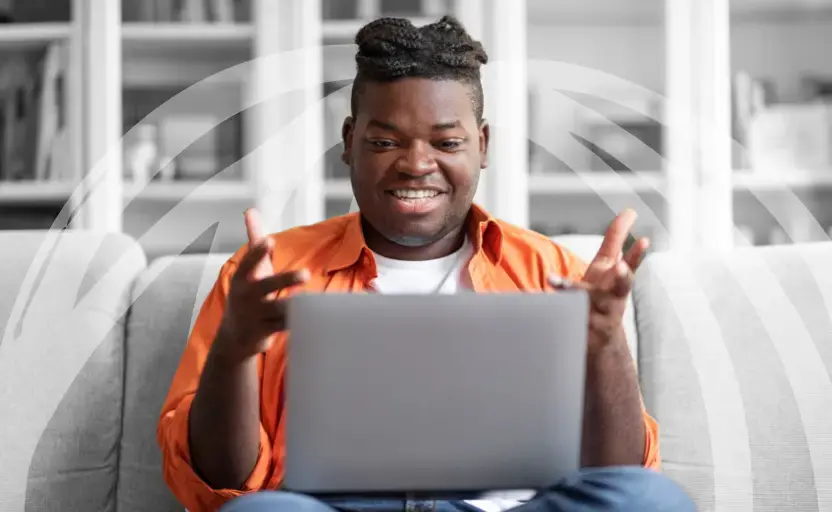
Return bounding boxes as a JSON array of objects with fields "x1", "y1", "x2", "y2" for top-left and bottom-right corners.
[{"x1": 550, "y1": 209, "x2": 650, "y2": 351}]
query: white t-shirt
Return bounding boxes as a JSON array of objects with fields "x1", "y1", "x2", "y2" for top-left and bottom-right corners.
[
  {"x1": 369, "y1": 237, "x2": 474, "y2": 294},
  {"x1": 369, "y1": 237, "x2": 530, "y2": 511}
]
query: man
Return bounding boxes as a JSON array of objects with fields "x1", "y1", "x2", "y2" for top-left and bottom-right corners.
[{"x1": 158, "y1": 15, "x2": 694, "y2": 512}]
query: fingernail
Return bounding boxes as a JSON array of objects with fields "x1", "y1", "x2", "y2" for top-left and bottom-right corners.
[
  {"x1": 297, "y1": 268, "x2": 311, "y2": 281},
  {"x1": 548, "y1": 274, "x2": 572, "y2": 289}
]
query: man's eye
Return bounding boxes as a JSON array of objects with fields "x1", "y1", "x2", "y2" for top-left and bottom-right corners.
[
  {"x1": 369, "y1": 139, "x2": 397, "y2": 148},
  {"x1": 437, "y1": 139, "x2": 463, "y2": 150}
]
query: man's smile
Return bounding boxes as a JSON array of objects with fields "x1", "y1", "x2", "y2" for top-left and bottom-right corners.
[{"x1": 385, "y1": 188, "x2": 448, "y2": 214}]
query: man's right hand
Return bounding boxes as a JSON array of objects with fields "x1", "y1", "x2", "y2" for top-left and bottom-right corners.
[{"x1": 214, "y1": 208, "x2": 309, "y2": 363}]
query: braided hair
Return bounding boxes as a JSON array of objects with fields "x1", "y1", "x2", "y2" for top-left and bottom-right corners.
[{"x1": 351, "y1": 15, "x2": 489, "y2": 122}]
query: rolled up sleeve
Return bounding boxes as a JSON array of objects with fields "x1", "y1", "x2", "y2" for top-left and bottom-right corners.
[
  {"x1": 156, "y1": 257, "x2": 275, "y2": 511},
  {"x1": 642, "y1": 410, "x2": 661, "y2": 470}
]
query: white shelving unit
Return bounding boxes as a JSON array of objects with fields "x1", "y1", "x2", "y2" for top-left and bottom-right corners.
[
  {"x1": 0, "y1": 23, "x2": 71, "y2": 46},
  {"x1": 3, "y1": 0, "x2": 828, "y2": 254},
  {"x1": 0, "y1": 181, "x2": 75, "y2": 204},
  {"x1": 0, "y1": 9, "x2": 81, "y2": 226}
]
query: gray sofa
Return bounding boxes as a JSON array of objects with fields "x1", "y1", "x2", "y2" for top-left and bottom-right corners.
[{"x1": 1, "y1": 229, "x2": 830, "y2": 512}]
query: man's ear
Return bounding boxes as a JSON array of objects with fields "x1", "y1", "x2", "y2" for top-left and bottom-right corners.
[
  {"x1": 479, "y1": 120, "x2": 490, "y2": 169},
  {"x1": 341, "y1": 117, "x2": 354, "y2": 165}
]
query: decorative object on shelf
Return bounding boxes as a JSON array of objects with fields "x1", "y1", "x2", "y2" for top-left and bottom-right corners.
[
  {"x1": 34, "y1": 43, "x2": 70, "y2": 183},
  {"x1": 124, "y1": 83, "x2": 243, "y2": 181},
  {"x1": 802, "y1": 76, "x2": 832, "y2": 102},
  {"x1": 155, "y1": 0, "x2": 175, "y2": 22},
  {"x1": 124, "y1": 0, "x2": 241, "y2": 23},
  {"x1": 0, "y1": 49, "x2": 40, "y2": 183},
  {"x1": 768, "y1": 226, "x2": 790, "y2": 246},
  {"x1": 746, "y1": 102, "x2": 832, "y2": 174},
  {"x1": 157, "y1": 155, "x2": 177, "y2": 182},
  {"x1": 210, "y1": 0, "x2": 234, "y2": 23},
  {"x1": 125, "y1": 124, "x2": 159, "y2": 186},
  {"x1": 179, "y1": 0, "x2": 207, "y2": 23},
  {"x1": 0, "y1": 0, "x2": 11, "y2": 23},
  {"x1": 732, "y1": 71, "x2": 772, "y2": 170},
  {"x1": 159, "y1": 116, "x2": 219, "y2": 181}
]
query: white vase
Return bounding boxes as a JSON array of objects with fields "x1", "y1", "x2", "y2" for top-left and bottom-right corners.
[{"x1": 127, "y1": 124, "x2": 159, "y2": 186}]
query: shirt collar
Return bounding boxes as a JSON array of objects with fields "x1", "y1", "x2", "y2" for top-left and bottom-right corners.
[{"x1": 324, "y1": 203, "x2": 504, "y2": 274}]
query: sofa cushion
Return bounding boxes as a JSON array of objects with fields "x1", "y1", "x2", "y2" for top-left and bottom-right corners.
[
  {"x1": 117, "y1": 254, "x2": 228, "y2": 512},
  {"x1": 0, "y1": 230, "x2": 146, "y2": 512},
  {"x1": 634, "y1": 242, "x2": 832, "y2": 511}
]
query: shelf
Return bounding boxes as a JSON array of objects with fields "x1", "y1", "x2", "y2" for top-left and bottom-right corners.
[
  {"x1": 0, "y1": 23, "x2": 71, "y2": 49},
  {"x1": 124, "y1": 180, "x2": 252, "y2": 202},
  {"x1": 529, "y1": 172, "x2": 664, "y2": 195},
  {"x1": 732, "y1": 170, "x2": 832, "y2": 191},
  {"x1": 122, "y1": 23, "x2": 253, "y2": 46},
  {"x1": 0, "y1": 181, "x2": 75, "y2": 205},
  {"x1": 524, "y1": 0, "x2": 832, "y2": 25},
  {"x1": 122, "y1": 23, "x2": 253, "y2": 66},
  {"x1": 322, "y1": 17, "x2": 435, "y2": 42}
]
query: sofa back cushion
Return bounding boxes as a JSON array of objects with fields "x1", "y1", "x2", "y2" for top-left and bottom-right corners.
[
  {"x1": 116, "y1": 254, "x2": 227, "y2": 512},
  {"x1": 634, "y1": 242, "x2": 832, "y2": 511},
  {"x1": 0, "y1": 230, "x2": 146, "y2": 512}
]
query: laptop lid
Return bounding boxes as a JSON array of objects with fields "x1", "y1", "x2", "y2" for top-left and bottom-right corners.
[{"x1": 283, "y1": 291, "x2": 589, "y2": 497}]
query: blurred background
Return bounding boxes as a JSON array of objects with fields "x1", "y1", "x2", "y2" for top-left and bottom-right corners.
[{"x1": 0, "y1": 0, "x2": 830, "y2": 260}]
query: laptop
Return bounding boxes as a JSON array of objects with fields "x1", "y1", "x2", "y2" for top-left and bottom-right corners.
[{"x1": 283, "y1": 291, "x2": 589, "y2": 499}]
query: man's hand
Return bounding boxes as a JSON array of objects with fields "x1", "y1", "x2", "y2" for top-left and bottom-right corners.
[
  {"x1": 548, "y1": 208, "x2": 650, "y2": 467},
  {"x1": 550, "y1": 208, "x2": 649, "y2": 351},
  {"x1": 213, "y1": 208, "x2": 309, "y2": 364},
  {"x1": 190, "y1": 208, "x2": 309, "y2": 490}
]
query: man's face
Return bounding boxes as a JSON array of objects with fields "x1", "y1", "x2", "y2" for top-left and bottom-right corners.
[{"x1": 342, "y1": 78, "x2": 489, "y2": 247}]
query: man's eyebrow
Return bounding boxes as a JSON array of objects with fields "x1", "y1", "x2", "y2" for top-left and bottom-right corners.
[
  {"x1": 432, "y1": 121, "x2": 462, "y2": 131},
  {"x1": 367, "y1": 119, "x2": 399, "y2": 131}
]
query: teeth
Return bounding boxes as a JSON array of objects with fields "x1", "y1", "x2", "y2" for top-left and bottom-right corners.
[{"x1": 392, "y1": 189, "x2": 439, "y2": 199}]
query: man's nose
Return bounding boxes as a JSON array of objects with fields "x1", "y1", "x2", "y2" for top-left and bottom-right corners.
[{"x1": 395, "y1": 140, "x2": 438, "y2": 177}]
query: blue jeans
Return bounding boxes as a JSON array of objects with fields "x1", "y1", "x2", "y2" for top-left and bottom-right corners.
[{"x1": 219, "y1": 466, "x2": 695, "y2": 512}]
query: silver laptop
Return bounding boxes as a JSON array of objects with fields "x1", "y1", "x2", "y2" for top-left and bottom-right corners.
[{"x1": 283, "y1": 291, "x2": 589, "y2": 498}]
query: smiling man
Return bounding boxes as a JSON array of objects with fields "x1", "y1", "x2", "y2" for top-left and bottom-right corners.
[{"x1": 157, "y1": 15, "x2": 694, "y2": 512}]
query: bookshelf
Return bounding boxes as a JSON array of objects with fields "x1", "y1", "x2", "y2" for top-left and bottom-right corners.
[
  {"x1": 0, "y1": 23, "x2": 70, "y2": 46},
  {"x1": 0, "y1": 181, "x2": 74, "y2": 204},
  {"x1": 0, "y1": 1, "x2": 80, "y2": 220},
  {"x1": 4, "y1": 0, "x2": 829, "y2": 255}
]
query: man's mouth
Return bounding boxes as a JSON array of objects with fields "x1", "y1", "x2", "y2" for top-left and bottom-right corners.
[
  {"x1": 390, "y1": 189, "x2": 441, "y2": 200},
  {"x1": 385, "y1": 189, "x2": 446, "y2": 214}
]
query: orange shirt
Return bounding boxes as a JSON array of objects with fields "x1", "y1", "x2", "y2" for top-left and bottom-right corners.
[{"x1": 157, "y1": 204, "x2": 661, "y2": 511}]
